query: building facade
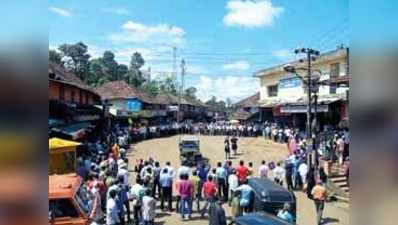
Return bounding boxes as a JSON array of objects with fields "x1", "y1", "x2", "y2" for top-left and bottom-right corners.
[{"x1": 254, "y1": 47, "x2": 349, "y2": 129}]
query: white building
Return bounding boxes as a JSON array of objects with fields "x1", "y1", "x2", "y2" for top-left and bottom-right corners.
[{"x1": 254, "y1": 46, "x2": 349, "y2": 128}]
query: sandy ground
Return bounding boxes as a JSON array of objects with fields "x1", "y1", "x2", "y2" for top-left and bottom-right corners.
[{"x1": 126, "y1": 135, "x2": 349, "y2": 225}]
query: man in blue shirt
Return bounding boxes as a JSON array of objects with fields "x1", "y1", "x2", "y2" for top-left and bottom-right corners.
[
  {"x1": 159, "y1": 168, "x2": 173, "y2": 211},
  {"x1": 197, "y1": 163, "x2": 209, "y2": 199}
]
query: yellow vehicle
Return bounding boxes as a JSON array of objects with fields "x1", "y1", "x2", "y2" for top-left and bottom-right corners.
[{"x1": 49, "y1": 138, "x2": 81, "y2": 174}]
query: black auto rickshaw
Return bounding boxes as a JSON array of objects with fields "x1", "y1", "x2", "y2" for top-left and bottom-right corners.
[
  {"x1": 235, "y1": 212, "x2": 292, "y2": 225},
  {"x1": 248, "y1": 178, "x2": 296, "y2": 223}
]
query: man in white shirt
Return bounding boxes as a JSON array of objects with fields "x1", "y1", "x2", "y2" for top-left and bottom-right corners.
[
  {"x1": 272, "y1": 162, "x2": 285, "y2": 186},
  {"x1": 164, "y1": 161, "x2": 175, "y2": 177},
  {"x1": 258, "y1": 160, "x2": 269, "y2": 179},
  {"x1": 106, "y1": 189, "x2": 120, "y2": 225},
  {"x1": 142, "y1": 189, "x2": 156, "y2": 225},
  {"x1": 177, "y1": 163, "x2": 191, "y2": 178},
  {"x1": 117, "y1": 163, "x2": 129, "y2": 186},
  {"x1": 298, "y1": 162, "x2": 309, "y2": 185},
  {"x1": 228, "y1": 168, "x2": 238, "y2": 206}
]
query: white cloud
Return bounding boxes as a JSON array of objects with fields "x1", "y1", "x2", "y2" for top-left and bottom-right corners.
[
  {"x1": 272, "y1": 49, "x2": 294, "y2": 60},
  {"x1": 195, "y1": 75, "x2": 259, "y2": 102},
  {"x1": 108, "y1": 21, "x2": 185, "y2": 45},
  {"x1": 223, "y1": 0, "x2": 283, "y2": 28},
  {"x1": 222, "y1": 60, "x2": 250, "y2": 70},
  {"x1": 103, "y1": 7, "x2": 130, "y2": 15},
  {"x1": 48, "y1": 6, "x2": 72, "y2": 17}
]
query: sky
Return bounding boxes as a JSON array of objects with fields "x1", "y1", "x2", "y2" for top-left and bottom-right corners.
[{"x1": 48, "y1": 0, "x2": 349, "y2": 103}]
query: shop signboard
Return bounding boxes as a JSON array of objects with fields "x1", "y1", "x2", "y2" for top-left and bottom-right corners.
[
  {"x1": 126, "y1": 99, "x2": 142, "y2": 112},
  {"x1": 280, "y1": 104, "x2": 329, "y2": 113}
]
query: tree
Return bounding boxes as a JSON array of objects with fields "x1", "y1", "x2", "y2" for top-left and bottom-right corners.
[
  {"x1": 125, "y1": 52, "x2": 146, "y2": 87},
  {"x1": 101, "y1": 51, "x2": 118, "y2": 80},
  {"x1": 58, "y1": 42, "x2": 90, "y2": 80},
  {"x1": 116, "y1": 64, "x2": 129, "y2": 80},
  {"x1": 88, "y1": 58, "x2": 106, "y2": 86},
  {"x1": 158, "y1": 76, "x2": 178, "y2": 95},
  {"x1": 49, "y1": 50, "x2": 62, "y2": 64},
  {"x1": 142, "y1": 80, "x2": 160, "y2": 97},
  {"x1": 130, "y1": 52, "x2": 145, "y2": 70},
  {"x1": 184, "y1": 87, "x2": 197, "y2": 100}
]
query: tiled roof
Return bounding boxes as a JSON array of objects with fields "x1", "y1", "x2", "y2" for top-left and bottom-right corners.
[
  {"x1": 95, "y1": 80, "x2": 154, "y2": 103},
  {"x1": 234, "y1": 92, "x2": 260, "y2": 108},
  {"x1": 49, "y1": 62, "x2": 98, "y2": 96}
]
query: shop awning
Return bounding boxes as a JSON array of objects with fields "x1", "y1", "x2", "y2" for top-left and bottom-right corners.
[{"x1": 49, "y1": 137, "x2": 81, "y2": 153}]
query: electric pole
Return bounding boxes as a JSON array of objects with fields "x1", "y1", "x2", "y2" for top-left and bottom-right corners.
[
  {"x1": 173, "y1": 47, "x2": 177, "y2": 79},
  {"x1": 178, "y1": 59, "x2": 186, "y2": 141},
  {"x1": 295, "y1": 48, "x2": 320, "y2": 175}
]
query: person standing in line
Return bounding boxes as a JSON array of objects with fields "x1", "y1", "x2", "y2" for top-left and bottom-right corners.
[
  {"x1": 272, "y1": 162, "x2": 285, "y2": 186},
  {"x1": 208, "y1": 198, "x2": 227, "y2": 225},
  {"x1": 152, "y1": 161, "x2": 161, "y2": 198},
  {"x1": 129, "y1": 178, "x2": 145, "y2": 225},
  {"x1": 285, "y1": 160, "x2": 294, "y2": 191},
  {"x1": 224, "y1": 136, "x2": 231, "y2": 160},
  {"x1": 215, "y1": 162, "x2": 228, "y2": 201},
  {"x1": 159, "y1": 168, "x2": 173, "y2": 211},
  {"x1": 247, "y1": 162, "x2": 254, "y2": 178},
  {"x1": 236, "y1": 160, "x2": 249, "y2": 185},
  {"x1": 298, "y1": 161, "x2": 309, "y2": 188},
  {"x1": 311, "y1": 180, "x2": 328, "y2": 225},
  {"x1": 178, "y1": 174, "x2": 194, "y2": 220},
  {"x1": 198, "y1": 163, "x2": 210, "y2": 200},
  {"x1": 201, "y1": 175, "x2": 218, "y2": 218},
  {"x1": 106, "y1": 189, "x2": 120, "y2": 225},
  {"x1": 141, "y1": 189, "x2": 156, "y2": 225},
  {"x1": 190, "y1": 170, "x2": 201, "y2": 212},
  {"x1": 258, "y1": 160, "x2": 269, "y2": 179},
  {"x1": 175, "y1": 174, "x2": 183, "y2": 213},
  {"x1": 234, "y1": 180, "x2": 254, "y2": 215},
  {"x1": 227, "y1": 168, "x2": 238, "y2": 206}
]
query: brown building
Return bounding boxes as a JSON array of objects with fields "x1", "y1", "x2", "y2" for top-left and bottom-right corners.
[{"x1": 49, "y1": 63, "x2": 102, "y2": 140}]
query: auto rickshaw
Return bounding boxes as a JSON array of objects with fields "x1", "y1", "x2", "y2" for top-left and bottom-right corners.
[{"x1": 49, "y1": 173, "x2": 96, "y2": 225}]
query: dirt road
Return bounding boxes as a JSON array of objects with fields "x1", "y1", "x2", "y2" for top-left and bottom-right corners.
[{"x1": 126, "y1": 135, "x2": 349, "y2": 225}]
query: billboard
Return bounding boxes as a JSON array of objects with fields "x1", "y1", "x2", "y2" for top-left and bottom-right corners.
[
  {"x1": 278, "y1": 76, "x2": 302, "y2": 89},
  {"x1": 126, "y1": 99, "x2": 142, "y2": 112}
]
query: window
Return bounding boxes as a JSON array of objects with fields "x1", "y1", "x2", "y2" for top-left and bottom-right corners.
[
  {"x1": 71, "y1": 91, "x2": 76, "y2": 103},
  {"x1": 59, "y1": 84, "x2": 65, "y2": 101},
  {"x1": 330, "y1": 63, "x2": 340, "y2": 78},
  {"x1": 267, "y1": 85, "x2": 278, "y2": 97},
  {"x1": 330, "y1": 84, "x2": 337, "y2": 94},
  {"x1": 49, "y1": 199, "x2": 79, "y2": 218}
]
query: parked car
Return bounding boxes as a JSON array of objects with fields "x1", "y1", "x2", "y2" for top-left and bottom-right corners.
[
  {"x1": 235, "y1": 212, "x2": 292, "y2": 225},
  {"x1": 248, "y1": 178, "x2": 296, "y2": 222}
]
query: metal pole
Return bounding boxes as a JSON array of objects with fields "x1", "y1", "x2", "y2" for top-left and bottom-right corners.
[
  {"x1": 313, "y1": 93, "x2": 318, "y2": 179},
  {"x1": 178, "y1": 59, "x2": 185, "y2": 142},
  {"x1": 306, "y1": 49, "x2": 312, "y2": 169}
]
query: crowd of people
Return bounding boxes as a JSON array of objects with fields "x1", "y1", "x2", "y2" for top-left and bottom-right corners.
[{"x1": 73, "y1": 120, "x2": 348, "y2": 225}]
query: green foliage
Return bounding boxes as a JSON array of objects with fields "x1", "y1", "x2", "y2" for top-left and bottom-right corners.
[
  {"x1": 51, "y1": 43, "x2": 200, "y2": 100},
  {"x1": 58, "y1": 42, "x2": 90, "y2": 80},
  {"x1": 49, "y1": 50, "x2": 62, "y2": 64},
  {"x1": 184, "y1": 86, "x2": 197, "y2": 100}
]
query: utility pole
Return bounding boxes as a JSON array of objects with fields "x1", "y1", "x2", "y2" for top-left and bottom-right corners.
[
  {"x1": 294, "y1": 48, "x2": 320, "y2": 175},
  {"x1": 173, "y1": 47, "x2": 177, "y2": 79},
  {"x1": 178, "y1": 59, "x2": 186, "y2": 141}
]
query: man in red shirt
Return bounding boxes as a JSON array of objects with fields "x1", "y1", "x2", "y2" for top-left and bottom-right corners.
[
  {"x1": 236, "y1": 160, "x2": 249, "y2": 185},
  {"x1": 200, "y1": 175, "x2": 218, "y2": 218}
]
